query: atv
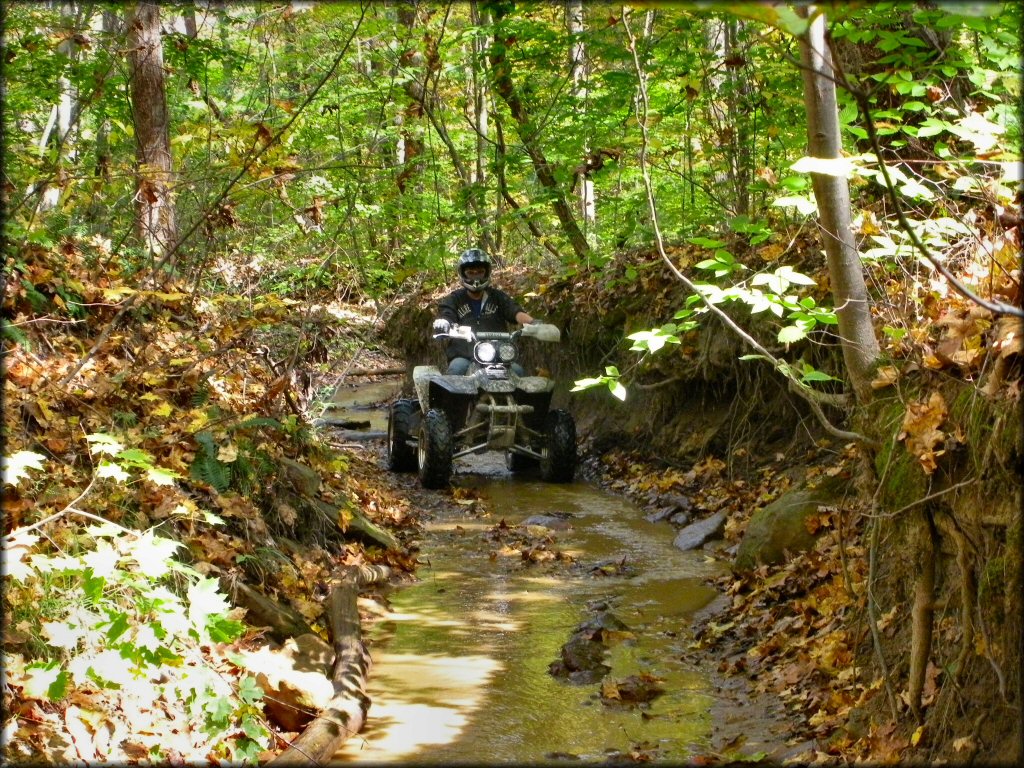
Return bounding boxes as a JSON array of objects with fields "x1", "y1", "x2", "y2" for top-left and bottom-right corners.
[{"x1": 386, "y1": 323, "x2": 577, "y2": 489}]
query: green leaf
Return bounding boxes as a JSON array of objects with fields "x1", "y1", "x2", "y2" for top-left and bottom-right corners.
[
  {"x1": 127, "y1": 530, "x2": 181, "y2": 579},
  {"x1": 116, "y1": 448, "x2": 155, "y2": 468},
  {"x1": 778, "y1": 325, "x2": 807, "y2": 344},
  {"x1": 609, "y1": 381, "x2": 627, "y2": 401},
  {"x1": 2, "y1": 451, "x2": 47, "y2": 485},
  {"x1": 187, "y1": 577, "x2": 232, "y2": 635},
  {"x1": 23, "y1": 663, "x2": 68, "y2": 700},
  {"x1": 238, "y1": 674, "x2": 265, "y2": 706},
  {"x1": 146, "y1": 466, "x2": 182, "y2": 486}
]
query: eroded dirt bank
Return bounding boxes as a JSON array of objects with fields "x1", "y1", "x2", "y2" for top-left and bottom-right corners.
[{"x1": 375, "y1": 257, "x2": 1021, "y2": 765}]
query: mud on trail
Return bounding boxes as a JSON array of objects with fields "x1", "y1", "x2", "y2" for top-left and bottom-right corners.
[{"x1": 318, "y1": 374, "x2": 818, "y2": 765}]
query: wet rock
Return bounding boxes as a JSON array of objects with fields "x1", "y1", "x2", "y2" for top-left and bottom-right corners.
[
  {"x1": 579, "y1": 610, "x2": 630, "y2": 634},
  {"x1": 644, "y1": 494, "x2": 693, "y2": 523},
  {"x1": 644, "y1": 507, "x2": 675, "y2": 523},
  {"x1": 522, "y1": 514, "x2": 573, "y2": 531},
  {"x1": 672, "y1": 510, "x2": 727, "y2": 551},
  {"x1": 669, "y1": 510, "x2": 691, "y2": 526},
  {"x1": 549, "y1": 606, "x2": 630, "y2": 684}
]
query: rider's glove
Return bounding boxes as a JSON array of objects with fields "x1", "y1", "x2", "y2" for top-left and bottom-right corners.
[{"x1": 432, "y1": 318, "x2": 451, "y2": 333}]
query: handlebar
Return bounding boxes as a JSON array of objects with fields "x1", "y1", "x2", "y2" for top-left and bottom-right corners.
[{"x1": 432, "y1": 323, "x2": 560, "y2": 343}]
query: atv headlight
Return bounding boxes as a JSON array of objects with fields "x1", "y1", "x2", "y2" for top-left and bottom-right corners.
[
  {"x1": 475, "y1": 342, "x2": 497, "y2": 363},
  {"x1": 497, "y1": 342, "x2": 517, "y2": 363}
]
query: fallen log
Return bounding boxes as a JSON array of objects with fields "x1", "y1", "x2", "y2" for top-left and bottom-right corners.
[
  {"x1": 270, "y1": 566, "x2": 391, "y2": 765},
  {"x1": 342, "y1": 366, "x2": 406, "y2": 377},
  {"x1": 221, "y1": 578, "x2": 314, "y2": 643}
]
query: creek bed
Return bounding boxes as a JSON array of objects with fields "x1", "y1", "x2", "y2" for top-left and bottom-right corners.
[{"x1": 334, "y1": 447, "x2": 792, "y2": 764}]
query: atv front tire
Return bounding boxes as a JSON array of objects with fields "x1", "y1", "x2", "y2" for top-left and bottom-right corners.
[
  {"x1": 539, "y1": 409, "x2": 576, "y2": 483},
  {"x1": 418, "y1": 408, "x2": 453, "y2": 489},
  {"x1": 387, "y1": 398, "x2": 419, "y2": 472}
]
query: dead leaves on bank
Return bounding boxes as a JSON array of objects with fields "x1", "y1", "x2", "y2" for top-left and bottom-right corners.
[{"x1": 2, "y1": 238, "x2": 416, "y2": 762}]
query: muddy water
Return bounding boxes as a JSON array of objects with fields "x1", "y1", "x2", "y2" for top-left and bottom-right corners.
[{"x1": 335, "y1": 447, "x2": 790, "y2": 764}]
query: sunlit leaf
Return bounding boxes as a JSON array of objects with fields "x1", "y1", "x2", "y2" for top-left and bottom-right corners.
[
  {"x1": 128, "y1": 530, "x2": 181, "y2": 579},
  {"x1": 791, "y1": 155, "x2": 858, "y2": 177},
  {"x1": 87, "y1": 434, "x2": 124, "y2": 456},
  {"x1": 1, "y1": 451, "x2": 47, "y2": 485},
  {"x1": 96, "y1": 461, "x2": 130, "y2": 482}
]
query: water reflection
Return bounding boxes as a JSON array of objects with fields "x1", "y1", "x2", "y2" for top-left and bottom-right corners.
[{"x1": 334, "y1": 464, "x2": 733, "y2": 764}]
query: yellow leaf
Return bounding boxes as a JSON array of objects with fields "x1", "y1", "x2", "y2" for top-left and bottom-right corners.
[
  {"x1": 101, "y1": 286, "x2": 136, "y2": 301},
  {"x1": 217, "y1": 443, "x2": 238, "y2": 463},
  {"x1": 910, "y1": 725, "x2": 926, "y2": 747},
  {"x1": 952, "y1": 736, "x2": 974, "y2": 752},
  {"x1": 870, "y1": 365, "x2": 900, "y2": 390},
  {"x1": 152, "y1": 401, "x2": 173, "y2": 417},
  {"x1": 186, "y1": 412, "x2": 210, "y2": 432}
]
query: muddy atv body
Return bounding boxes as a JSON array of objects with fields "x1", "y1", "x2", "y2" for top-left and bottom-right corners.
[{"x1": 387, "y1": 323, "x2": 577, "y2": 489}]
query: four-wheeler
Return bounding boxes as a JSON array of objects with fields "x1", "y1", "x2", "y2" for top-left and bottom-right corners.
[{"x1": 386, "y1": 323, "x2": 577, "y2": 489}]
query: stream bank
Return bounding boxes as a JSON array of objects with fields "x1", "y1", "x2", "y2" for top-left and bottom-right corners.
[{"x1": 318, "y1": 377, "x2": 813, "y2": 764}]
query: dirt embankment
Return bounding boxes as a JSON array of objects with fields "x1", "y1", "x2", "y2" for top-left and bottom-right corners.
[{"x1": 380, "y1": 255, "x2": 1021, "y2": 765}]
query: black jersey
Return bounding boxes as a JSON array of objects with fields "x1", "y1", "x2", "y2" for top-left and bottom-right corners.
[{"x1": 437, "y1": 287, "x2": 524, "y2": 361}]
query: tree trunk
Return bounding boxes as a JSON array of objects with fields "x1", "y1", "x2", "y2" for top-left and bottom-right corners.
[
  {"x1": 488, "y1": 9, "x2": 591, "y2": 263},
  {"x1": 566, "y1": 0, "x2": 595, "y2": 231},
  {"x1": 798, "y1": 7, "x2": 880, "y2": 403},
  {"x1": 126, "y1": 2, "x2": 179, "y2": 265}
]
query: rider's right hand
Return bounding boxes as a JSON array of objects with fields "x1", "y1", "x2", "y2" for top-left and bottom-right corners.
[{"x1": 432, "y1": 318, "x2": 451, "y2": 334}]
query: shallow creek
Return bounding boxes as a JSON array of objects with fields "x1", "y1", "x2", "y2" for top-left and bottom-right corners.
[{"x1": 329, "y1": 410, "x2": 791, "y2": 765}]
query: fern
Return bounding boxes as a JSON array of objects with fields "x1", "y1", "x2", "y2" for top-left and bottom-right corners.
[
  {"x1": 191, "y1": 383, "x2": 211, "y2": 408},
  {"x1": 190, "y1": 431, "x2": 232, "y2": 492},
  {"x1": 190, "y1": 452, "x2": 231, "y2": 492},
  {"x1": 2, "y1": 321, "x2": 30, "y2": 350}
]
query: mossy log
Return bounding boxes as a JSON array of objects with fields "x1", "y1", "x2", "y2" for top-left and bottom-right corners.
[{"x1": 221, "y1": 577, "x2": 314, "y2": 643}]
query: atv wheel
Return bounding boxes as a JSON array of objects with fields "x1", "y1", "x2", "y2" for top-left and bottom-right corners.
[
  {"x1": 418, "y1": 408, "x2": 453, "y2": 488},
  {"x1": 387, "y1": 399, "x2": 419, "y2": 472},
  {"x1": 539, "y1": 409, "x2": 576, "y2": 483},
  {"x1": 505, "y1": 450, "x2": 538, "y2": 473}
]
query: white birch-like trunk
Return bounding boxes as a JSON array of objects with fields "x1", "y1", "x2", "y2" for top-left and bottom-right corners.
[
  {"x1": 799, "y1": 7, "x2": 880, "y2": 401},
  {"x1": 566, "y1": 0, "x2": 594, "y2": 229}
]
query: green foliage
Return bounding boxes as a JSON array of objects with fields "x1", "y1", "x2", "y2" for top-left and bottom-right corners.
[
  {"x1": 3, "y1": 439, "x2": 270, "y2": 763},
  {"x1": 190, "y1": 431, "x2": 232, "y2": 492},
  {"x1": 572, "y1": 365, "x2": 626, "y2": 401}
]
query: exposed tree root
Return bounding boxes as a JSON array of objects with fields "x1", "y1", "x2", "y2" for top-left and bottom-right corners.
[
  {"x1": 934, "y1": 510, "x2": 977, "y2": 683},
  {"x1": 908, "y1": 508, "x2": 938, "y2": 723}
]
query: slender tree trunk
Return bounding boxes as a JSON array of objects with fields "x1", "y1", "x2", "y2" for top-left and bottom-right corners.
[
  {"x1": 566, "y1": 0, "x2": 594, "y2": 231},
  {"x1": 488, "y1": 8, "x2": 591, "y2": 263},
  {"x1": 36, "y1": 2, "x2": 82, "y2": 213},
  {"x1": 126, "y1": 2, "x2": 179, "y2": 264},
  {"x1": 798, "y1": 7, "x2": 880, "y2": 402},
  {"x1": 470, "y1": 1, "x2": 496, "y2": 247}
]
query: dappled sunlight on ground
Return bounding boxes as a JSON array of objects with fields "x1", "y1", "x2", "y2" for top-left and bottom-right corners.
[{"x1": 335, "y1": 652, "x2": 500, "y2": 762}]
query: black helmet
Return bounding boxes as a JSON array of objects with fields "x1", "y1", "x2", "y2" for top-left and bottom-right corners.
[{"x1": 457, "y1": 248, "x2": 491, "y2": 291}]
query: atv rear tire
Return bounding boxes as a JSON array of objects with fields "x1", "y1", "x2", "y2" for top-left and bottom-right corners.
[
  {"x1": 539, "y1": 409, "x2": 576, "y2": 483},
  {"x1": 418, "y1": 408, "x2": 453, "y2": 489},
  {"x1": 387, "y1": 399, "x2": 419, "y2": 472}
]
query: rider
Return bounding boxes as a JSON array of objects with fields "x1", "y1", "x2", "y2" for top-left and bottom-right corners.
[{"x1": 433, "y1": 248, "x2": 534, "y2": 375}]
